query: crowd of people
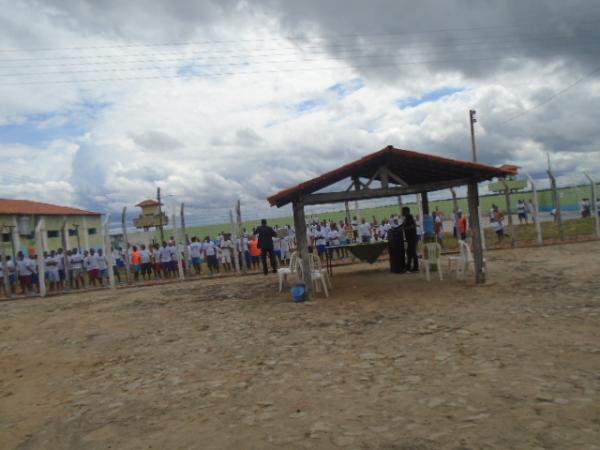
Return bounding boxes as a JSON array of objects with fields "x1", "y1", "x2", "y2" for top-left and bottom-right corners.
[{"x1": 2, "y1": 198, "x2": 597, "y2": 297}]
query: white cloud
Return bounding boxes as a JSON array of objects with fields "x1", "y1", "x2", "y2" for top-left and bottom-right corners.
[{"x1": 1, "y1": 0, "x2": 599, "y2": 227}]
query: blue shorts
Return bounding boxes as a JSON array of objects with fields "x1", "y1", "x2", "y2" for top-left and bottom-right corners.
[
  {"x1": 9, "y1": 273, "x2": 17, "y2": 284},
  {"x1": 192, "y1": 256, "x2": 201, "y2": 265},
  {"x1": 32, "y1": 273, "x2": 39, "y2": 284},
  {"x1": 317, "y1": 244, "x2": 326, "y2": 255},
  {"x1": 361, "y1": 236, "x2": 371, "y2": 243},
  {"x1": 133, "y1": 264, "x2": 141, "y2": 273},
  {"x1": 274, "y1": 250, "x2": 281, "y2": 258},
  {"x1": 116, "y1": 259, "x2": 125, "y2": 267},
  {"x1": 59, "y1": 269, "x2": 65, "y2": 281}
]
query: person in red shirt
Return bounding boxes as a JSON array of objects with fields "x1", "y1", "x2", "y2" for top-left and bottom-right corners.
[
  {"x1": 130, "y1": 246, "x2": 142, "y2": 282},
  {"x1": 248, "y1": 237, "x2": 261, "y2": 271},
  {"x1": 458, "y1": 211, "x2": 468, "y2": 240}
]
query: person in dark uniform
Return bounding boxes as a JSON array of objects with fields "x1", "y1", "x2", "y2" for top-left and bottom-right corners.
[
  {"x1": 401, "y1": 207, "x2": 419, "y2": 272},
  {"x1": 387, "y1": 218, "x2": 406, "y2": 273},
  {"x1": 255, "y1": 219, "x2": 278, "y2": 275}
]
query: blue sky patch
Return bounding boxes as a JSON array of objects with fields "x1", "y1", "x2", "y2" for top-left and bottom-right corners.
[
  {"x1": 397, "y1": 86, "x2": 464, "y2": 110},
  {"x1": 327, "y1": 78, "x2": 365, "y2": 98},
  {"x1": 0, "y1": 101, "x2": 111, "y2": 145},
  {"x1": 292, "y1": 98, "x2": 326, "y2": 113}
]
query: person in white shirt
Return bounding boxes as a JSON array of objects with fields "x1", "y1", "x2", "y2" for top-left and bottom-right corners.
[
  {"x1": 139, "y1": 244, "x2": 152, "y2": 280},
  {"x1": 110, "y1": 246, "x2": 122, "y2": 283},
  {"x1": 272, "y1": 235, "x2": 281, "y2": 264},
  {"x1": 159, "y1": 242, "x2": 173, "y2": 278},
  {"x1": 85, "y1": 248, "x2": 100, "y2": 286},
  {"x1": 45, "y1": 250, "x2": 61, "y2": 292},
  {"x1": 237, "y1": 235, "x2": 251, "y2": 270},
  {"x1": 16, "y1": 251, "x2": 36, "y2": 294},
  {"x1": 314, "y1": 225, "x2": 327, "y2": 259},
  {"x1": 220, "y1": 234, "x2": 235, "y2": 272},
  {"x1": 167, "y1": 242, "x2": 179, "y2": 275},
  {"x1": 203, "y1": 236, "x2": 219, "y2": 275},
  {"x1": 189, "y1": 237, "x2": 203, "y2": 275},
  {"x1": 359, "y1": 218, "x2": 372, "y2": 243},
  {"x1": 280, "y1": 234, "x2": 291, "y2": 264},
  {"x1": 69, "y1": 249, "x2": 85, "y2": 289},
  {"x1": 97, "y1": 249, "x2": 108, "y2": 285}
]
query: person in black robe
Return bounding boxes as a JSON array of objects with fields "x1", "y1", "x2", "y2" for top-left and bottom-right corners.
[
  {"x1": 255, "y1": 219, "x2": 278, "y2": 275},
  {"x1": 401, "y1": 207, "x2": 419, "y2": 272},
  {"x1": 387, "y1": 219, "x2": 406, "y2": 273}
]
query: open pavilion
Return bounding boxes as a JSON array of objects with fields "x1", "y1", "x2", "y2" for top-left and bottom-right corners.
[{"x1": 267, "y1": 145, "x2": 517, "y2": 298}]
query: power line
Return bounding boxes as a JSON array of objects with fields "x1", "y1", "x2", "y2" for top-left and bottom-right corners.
[
  {"x1": 2, "y1": 47, "x2": 600, "y2": 87},
  {"x1": 1, "y1": 30, "x2": 597, "y2": 64},
  {"x1": 1, "y1": 17, "x2": 598, "y2": 53},
  {"x1": 493, "y1": 64, "x2": 600, "y2": 127},
  {"x1": 1, "y1": 34, "x2": 597, "y2": 71}
]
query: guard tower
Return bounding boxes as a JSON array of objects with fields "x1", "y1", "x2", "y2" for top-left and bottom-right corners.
[{"x1": 133, "y1": 199, "x2": 169, "y2": 231}]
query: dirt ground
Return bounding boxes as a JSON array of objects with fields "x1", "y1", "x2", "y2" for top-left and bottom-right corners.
[{"x1": 1, "y1": 242, "x2": 599, "y2": 450}]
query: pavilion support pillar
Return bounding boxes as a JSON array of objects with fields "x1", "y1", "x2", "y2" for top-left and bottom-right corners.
[
  {"x1": 421, "y1": 192, "x2": 430, "y2": 215},
  {"x1": 467, "y1": 181, "x2": 486, "y2": 284},
  {"x1": 292, "y1": 198, "x2": 312, "y2": 300}
]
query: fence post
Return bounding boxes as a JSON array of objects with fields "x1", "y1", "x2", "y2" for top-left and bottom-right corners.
[
  {"x1": 500, "y1": 180, "x2": 516, "y2": 247},
  {"x1": 172, "y1": 213, "x2": 185, "y2": 280},
  {"x1": 236, "y1": 200, "x2": 247, "y2": 273},
  {"x1": 180, "y1": 203, "x2": 190, "y2": 275},
  {"x1": 450, "y1": 188, "x2": 459, "y2": 238},
  {"x1": 526, "y1": 174, "x2": 543, "y2": 245},
  {"x1": 229, "y1": 209, "x2": 241, "y2": 274},
  {"x1": 121, "y1": 207, "x2": 131, "y2": 284},
  {"x1": 584, "y1": 172, "x2": 600, "y2": 239},
  {"x1": 103, "y1": 214, "x2": 115, "y2": 289},
  {"x1": 1, "y1": 226, "x2": 11, "y2": 298},
  {"x1": 35, "y1": 218, "x2": 46, "y2": 297},
  {"x1": 547, "y1": 169, "x2": 565, "y2": 240}
]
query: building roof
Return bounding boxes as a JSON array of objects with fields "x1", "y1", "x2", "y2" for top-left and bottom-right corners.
[
  {"x1": 0, "y1": 199, "x2": 101, "y2": 216},
  {"x1": 268, "y1": 145, "x2": 517, "y2": 207},
  {"x1": 136, "y1": 199, "x2": 161, "y2": 207}
]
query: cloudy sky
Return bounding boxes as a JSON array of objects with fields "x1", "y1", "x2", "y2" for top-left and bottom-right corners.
[{"x1": 1, "y1": 0, "x2": 599, "y2": 226}]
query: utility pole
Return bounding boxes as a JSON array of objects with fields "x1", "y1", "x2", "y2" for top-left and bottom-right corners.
[
  {"x1": 469, "y1": 109, "x2": 478, "y2": 163},
  {"x1": 72, "y1": 224, "x2": 81, "y2": 250},
  {"x1": 157, "y1": 187, "x2": 165, "y2": 243}
]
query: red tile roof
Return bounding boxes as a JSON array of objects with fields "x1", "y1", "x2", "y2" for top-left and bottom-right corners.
[
  {"x1": 268, "y1": 146, "x2": 518, "y2": 207},
  {"x1": 0, "y1": 199, "x2": 101, "y2": 216},
  {"x1": 136, "y1": 199, "x2": 161, "y2": 207}
]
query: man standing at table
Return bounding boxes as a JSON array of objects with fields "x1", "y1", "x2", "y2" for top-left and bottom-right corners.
[
  {"x1": 401, "y1": 207, "x2": 419, "y2": 272},
  {"x1": 255, "y1": 219, "x2": 278, "y2": 275}
]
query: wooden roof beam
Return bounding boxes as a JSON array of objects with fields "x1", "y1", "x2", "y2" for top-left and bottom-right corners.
[{"x1": 303, "y1": 177, "x2": 472, "y2": 206}]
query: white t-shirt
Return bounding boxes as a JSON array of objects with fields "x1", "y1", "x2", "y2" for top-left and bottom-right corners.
[
  {"x1": 159, "y1": 247, "x2": 172, "y2": 263},
  {"x1": 97, "y1": 255, "x2": 108, "y2": 270},
  {"x1": 85, "y1": 254, "x2": 100, "y2": 270},
  {"x1": 56, "y1": 253, "x2": 65, "y2": 270},
  {"x1": 140, "y1": 249, "x2": 151, "y2": 264},
  {"x1": 221, "y1": 239, "x2": 234, "y2": 256},
  {"x1": 203, "y1": 241, "x2": 216, "y2": 256},
  {"x1": 280, "y1": 236, "x2": 290, "y2": 252},
  {"x1": 70, "y1": 253, "x2": 84, "y2": 269},
  {"x1": 315, "y1": 230, "x2": 326, "y2": 246},
  {"x1": 273, "y1": 237, "x2": 281, "y2": 251},
  {"x1": 359, "y1": 222, "x2": 371, "y2": 237},
  {"x1": 190, "y1": 241, "x2": 202, "y2": 258},
  {"x1": 17, "y1": 258, "x2": 36, "y2": 276},
  {"x1": 45, "y1": 255, "x2": 60, "y2": 273}
]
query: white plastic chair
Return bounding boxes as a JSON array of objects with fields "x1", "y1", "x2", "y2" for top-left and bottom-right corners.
[
  {"x1": 277, "y1": 252, "x2": 300, "y2": 292},
  {"x1": 448, "y1": 240, "x2": 485, "y2": 280},
  {"x1": 421, "y1": 242, "x2": 443, "y2": 281},
  {"x1": 309, "y1": 253, "x2": 330, "y2": 297},
  {"x1": 447, "y1": 240, "x2": 469, "y2": 280}
]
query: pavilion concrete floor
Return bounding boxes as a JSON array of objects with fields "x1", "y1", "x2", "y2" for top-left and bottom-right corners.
[{"x1": 1, "y1": 241, "x2": 599, "y2": 450}]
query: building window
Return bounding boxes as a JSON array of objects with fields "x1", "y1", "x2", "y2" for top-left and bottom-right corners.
[
  {"x1": 47, "y1": 230, "x2": 60, "y2": 238},
  {"x1": 68, "y1": 229, "x2": 78, "y2": 237},
  {"x1": 88, "y1": 228, "x2": 97, "y2": 235},
  {"x1": 2, "y1": 233, "x2": 10, "y2": 243}
]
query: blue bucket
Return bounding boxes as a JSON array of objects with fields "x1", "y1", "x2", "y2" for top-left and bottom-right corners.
[{"x1": 291, "y1": 283, "x2": 306, "y2": 302}]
